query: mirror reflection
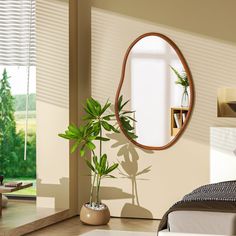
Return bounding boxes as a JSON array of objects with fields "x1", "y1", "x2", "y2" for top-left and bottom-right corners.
[{"x1": 116, "y1": 34, "x2": 193, "y2": 149}]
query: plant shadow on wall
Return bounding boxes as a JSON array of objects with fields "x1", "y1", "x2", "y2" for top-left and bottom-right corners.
[
  {"x1": 59, "y1": 97, "x2": 141, "y2": 225},
  {"x1": 107, "y1": 133, "x2": 153, "y2": 218},
  {"x1": 107, "y1": 98, "x2": 154, "y2": 218},
  {"x1": 59, "y1": 97, "x2": 153, "y2": 223}
]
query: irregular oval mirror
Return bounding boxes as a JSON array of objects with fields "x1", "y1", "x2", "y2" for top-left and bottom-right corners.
[{"x1": 115, "y1": 33, "x2": 194, "y2": 150}]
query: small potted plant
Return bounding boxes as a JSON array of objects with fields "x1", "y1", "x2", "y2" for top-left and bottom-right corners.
[
  {"x1": 170, "y1": 66, "x2": 189, "y2": 107},
  {"x1": 59, "y1": 97, "x2": 135, "y2": 225}
]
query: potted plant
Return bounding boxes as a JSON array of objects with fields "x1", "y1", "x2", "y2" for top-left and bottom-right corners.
[
  {"x1": 170, "y1": 66, "x2": 189, "y2": 107},
  {"x1": 59, "y1": 97, "x2": 135, "y2": 225}
]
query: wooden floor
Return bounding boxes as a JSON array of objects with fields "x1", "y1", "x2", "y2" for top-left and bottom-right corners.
[
  {"x1": 0, "y1": 200, "x2": 159, "y2": 235},
  {"x1": 0, "y1": 200, "x2": 69, "y2": 236},
  {"x1": 26, "y1": 217, "x2": 160, "y2": 236}
]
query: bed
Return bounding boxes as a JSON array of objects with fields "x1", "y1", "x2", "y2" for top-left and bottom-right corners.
[
  {"x1": 158, "y1": 229, "x2": 227, "y2": 236},
  {"x1": 158, "y1": 181, "x2": 236, "y2": 236}
]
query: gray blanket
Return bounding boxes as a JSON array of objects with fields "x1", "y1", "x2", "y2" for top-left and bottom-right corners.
[
  {"x1": 158, "y1": 181, "x2": 236, "y2": 232},
  {"x1": 182, "y1": 180, "x2": 236, "y2": 202}
]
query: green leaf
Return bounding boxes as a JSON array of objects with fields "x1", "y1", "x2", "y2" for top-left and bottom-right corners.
[
  {"x1": 86, "y1": 98, "x2": 99, "y2": 116},
  {"x1": 101, "y1": 121, "x2": 111, "y2": 131},
  {"x1": 86, "y1": 141, "x2": 96, "y2": 150},
  {"x1": 120, "y1": 99, "x2": 130, "y2": 111},
  {"x1": 101, "y1": 121, "x2": 119, "y2": 133},
  {"x1": 93, "y1": 121, "x2": 101, "y2": 130},
  {"x1": 170, "y1": 66, "x2": 189, "y2": 87},
  {"x1": 80, "y1": 148, "x2": 85, "y2": 157},
  {"x1": 92, "y1": 122, "x2": 101, "y2": 136},
  {"x1": 95, "y1": 136, "x2": 110, "y2": 141},
  {"x1": 101, "y1": 99, "x2": 111, "y2": 115},
  {"x1": 105, "y1": 163, "x2": 119, "y2": 174},
  {"x1": 71, "y1": 140, "x2": 80, "y2": 153},
  {"x1": 175, "y1": 81, "x2": 183, "y2": 85},
  {"x1": 124, "y1": 116, "x2": 136, "y2": 122},
  {"x1": 120, "y1": 110, "x2": 135, "y2": 115},
  {"x1": 121, "y1": 118, "x2": 133, "y2": 131},
  {"x1": 58, "y1": 133, "x2": 71, "y2": 140},
  {"x1": 79, "y1": 126, "x2": 85, "y2": 133},
  {"x1": 118, "y1": 95, "x2": 123, "y2": 111},
  {"x1": 85, "y1": 160, "x2": 95, "y2": 172},
  {"x1": 90, "y1": 97, "x2": 101, "y2": 108},
  {"x1": 87, "y1": 136, "x2": 97, "y2": 141},
  {"x1": 90, "y1": 97, "x2": 102, "y2": 115},
  {"x1": 103, "y1": 114, "x2": 115, "y2": 121},
  {"x1": 170, "y1": 66, "x2": 182, "y2": 80},
  {"x1": 127, "y1": 131, "x2": 138, "y2": 139},
  {"x1": 102, "y1": 116, "x2": 110, "y2": 121},
  {"x1": 83, "y1": 114, "x2": 95, "y2": 120},
  {"x1": 110, "y1": 124, "x2": 120, "y2": 133},
  {"x1": 68, "y1": 124, "x2": 79, "y2": 134},
  {"x1": 93, "y1": 155, "x2": 98, "y2": 166},
  {"x1": 65, "y1": 130, "x2": 78, "y2": 137},
  {"x1": 83, "y1": 106, "x2": 95, "y2": 117},
  {"x1": 100, "y1": 154, "x2": 107, "y2": 171}
]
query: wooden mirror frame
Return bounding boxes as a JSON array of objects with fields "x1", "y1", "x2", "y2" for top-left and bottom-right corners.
[{"x1": 115, "y1": 32, "x2": 194, "y2": 150}]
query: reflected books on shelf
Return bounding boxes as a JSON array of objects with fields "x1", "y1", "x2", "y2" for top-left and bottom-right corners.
[
  {"x1": 182, "y1": 113, "x2": 186, "y2": 123},
  {"x1": 174, "y1": 113, "x2": 180, "y2": 128},
  {"x1": 171, "y1": 107, "x2": 189, "y2": 136}
]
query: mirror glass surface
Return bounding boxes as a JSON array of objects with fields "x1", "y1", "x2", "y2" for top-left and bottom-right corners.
[{"x1": 115, "y1": 34, "x2": 193, "y2": 149}]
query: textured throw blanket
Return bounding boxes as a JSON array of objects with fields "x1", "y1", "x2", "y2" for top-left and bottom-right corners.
[{"x1": 158, "y1": 181, "x2": 236, "y2": 232}]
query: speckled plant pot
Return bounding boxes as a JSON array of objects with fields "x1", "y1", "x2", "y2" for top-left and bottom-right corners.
[{"x1": 80, "y1": 203, "x2": 110, "y2": 225}]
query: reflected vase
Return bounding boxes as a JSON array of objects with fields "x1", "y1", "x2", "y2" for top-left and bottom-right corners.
[{"x1": 181, "y1": 87, "x2": 189, "y2": 107}]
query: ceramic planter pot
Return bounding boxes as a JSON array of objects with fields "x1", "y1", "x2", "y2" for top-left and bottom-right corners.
[{"x1": 80, "y1": 203, "x2": 110, "y2": 225}]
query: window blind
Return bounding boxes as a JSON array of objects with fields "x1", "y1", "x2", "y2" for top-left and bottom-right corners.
[
  {"x1": 0, "y1": 0, "x2": 35, "y2": 66},
  {"x1": 0, "y1": 0, "x2": 35, "y2": 160}
]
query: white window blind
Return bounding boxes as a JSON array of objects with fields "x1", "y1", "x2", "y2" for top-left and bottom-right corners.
[
  {"x1": 0, "y1": 0, "x2": 35, "y2": 66},
  {"x1": 0, "y1": 0, "x2": 35, "y2": 160}
]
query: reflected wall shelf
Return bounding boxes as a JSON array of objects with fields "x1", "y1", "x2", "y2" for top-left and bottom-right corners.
[
  {"x1": 227, "y1": 101, "x2": 236, "y2": 112},
  {"x1": 171, "y1": 107, "x2": 189, "y2": 136}
]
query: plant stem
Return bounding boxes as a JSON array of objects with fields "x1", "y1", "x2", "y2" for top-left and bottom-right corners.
[
  {"x1": 89, "y1": 150, "x2": 96, "y2": 206},
  {"x1": 89, "y1": 173, "x2": 96, "y2": 206},
  {"x1": 99, "y1": 120, "x2": 102, "y2": 158},
  {"x1": 96, "y1": 175, "x2": 101, "y2": 205}
]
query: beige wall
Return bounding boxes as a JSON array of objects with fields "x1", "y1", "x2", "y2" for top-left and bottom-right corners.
[
  {"x1": 92, "y1": 0, "x2": 236, "y2": 44},
  {"x1": 36, "y1": 0, "x2": 70, "y2": 209},
  {"x1": 36, "y1": 0, "x2": 92, "y2": 215},
  {"x1": 35, "y1": 0, "x2": 236, "y2": 219},
  {"x1": 89, "y1": 1, "x2": 236, "y2": 219}
]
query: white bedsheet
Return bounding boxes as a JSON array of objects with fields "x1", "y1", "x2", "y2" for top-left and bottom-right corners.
[
  {"x1": 158, "y1": 229, "x2": 227, "y2": 236},
  {"x1": 81, "y1": 229, "x2": 155, "y2": 236},
  {"x1": 167, "y1": 211, "x2": 236, "y2": 235}
]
